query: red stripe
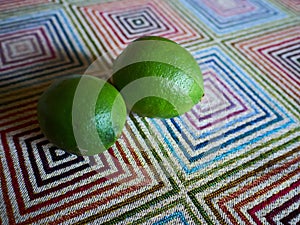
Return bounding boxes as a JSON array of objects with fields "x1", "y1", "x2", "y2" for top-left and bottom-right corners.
[
  {"x1": 0, "y1": 0, "x2": 47, "y2": 10},
  {"x1": 257, "y1": 37, "x2": 300, "y2": 86},
  {"x1": 265, "y1": 193, "x2": 300, "y2": 224},
  {"x1": 0, "y1": 121, "x2": 37, "y2": 224},
  {"x1": 47, "y1": 133, "x2": 154, "y2": 224},
  {"x1": 1, "y1": 122, "x2": 154, "y2": 224},
  {"x1": 235, "y1": 26, "x2": 300, "y2": 103},
  {"x1": 248, "y1": 175, "x2": 300, "y2": 224},
  {"x1": 0, "y1": 113, "x2": 36, "y2": 127},
  {"x1": 217, "y1": 155, "x2": 300, "y2": 224}
]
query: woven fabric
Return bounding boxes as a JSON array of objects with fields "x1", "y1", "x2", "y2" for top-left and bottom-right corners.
[{"x1": 0, "y1": 0, "x2": 299, "y2": 224}]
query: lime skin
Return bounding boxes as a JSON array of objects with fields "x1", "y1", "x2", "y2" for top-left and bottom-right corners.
[
  {"x1": 112, "y1": 36, "x2": 204, "y2": 118},
  {"x1": 37, "y1": 75, "x2": 127, "y2": 156}
]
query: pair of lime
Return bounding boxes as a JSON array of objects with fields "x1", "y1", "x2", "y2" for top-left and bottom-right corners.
[{"x1": 37, "y1": 36, "x2": 204, "y2": 156}]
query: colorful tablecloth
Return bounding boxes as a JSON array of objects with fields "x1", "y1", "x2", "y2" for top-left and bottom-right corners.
[{"x1": 0, "y1": 0, "x2": 299, "y2": 224}]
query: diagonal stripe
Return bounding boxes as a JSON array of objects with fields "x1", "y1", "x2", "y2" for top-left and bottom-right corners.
[
  {"x1": 247, "y1": 174, "x2": 300, "y2": 224},
  {"x1": 203, "y1": 146, "x2": 300, "y2": 224},
  {"x1": 279, "y1": 203, "x2": 300, "y2": 224},
  {"x1": 216, "y1": 154, "x2": 300, "y2": 224},
  {"x1": 148, "y1": 46, "x2": 295, "y2": 175},
  {"x1": 265, "y1": 193, "x2": 300, "y2": 225},
  {"x1": 0, "y1": 9, "x2": 91, "y2": 93},
  {"x1": 232, "y1": 26, "x2": 300, "y2": 104},
  {"x1": 181, "y1": 0, "x2": 287, "y2": 34}
]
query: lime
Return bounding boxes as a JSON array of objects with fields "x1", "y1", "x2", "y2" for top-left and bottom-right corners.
[
  {"x1": 112, "y1": 36, "x2": 204, "y2": 118},
  {"x1": 37, "y1": 75, "x2": 127, "y2": 156}
]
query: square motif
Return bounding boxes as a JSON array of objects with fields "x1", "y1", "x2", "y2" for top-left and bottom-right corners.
[
  {"x1": 109, "y1": 7, "x2": 164, "y2": 37},
  {"x1": 187, "y1": 71, "x2": 247, "y2": 130},
  {"x1": 231, "y1": 26, "x2": 300, "y2": 104},
  {"x1": 144, "y1": 46, "x2": 295, "y2": 175},
  {"x1": 202, "y1": 0, "x2": 256, "y2": 17},
  {"x1": 0, "y1": 28, "x2": 54, "y2": 70},
  {"x1": 73, "y1": 0, "x2": 206, "y2": 50},
  {"x1": 0, "y1": 101, "x2": 174, "y2": 224},
  {"x1": 180, "y1": 0, "x2": 286, "y2": 34},
  {"x1": 6, "y1": 38, "x2": 38, "y2": 59},
  {"x1": 0, "y1": 9, "x2": 90, "y2": 91}
]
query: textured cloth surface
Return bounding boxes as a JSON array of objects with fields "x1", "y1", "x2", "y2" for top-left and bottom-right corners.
[{"x1": 0, "y1": 0, "x2": 300, "y2": 224}]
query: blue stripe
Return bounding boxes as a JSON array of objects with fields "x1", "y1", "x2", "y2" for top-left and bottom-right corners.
[
  {"x1": 151, "y1": 46, "x2": 295, "y2": 174},
  {"x1": 153, "y1": 211, "x2": 188, "y2": 225},
  {"x1": 155, "y1": 53, "x2": 270, "y2": 156},
  {"x1": 0, "y1": 9, "x2": 91, "y2": 90},
  {"x1": 0, "y1": 17, "x2": 73, "y2": 80},
  {"x1": 180, "y1": 0, "x2": 286, "y2": 34},
  {"x1": 166, "y1": 55, "x2": 272, "y2": 153},
  {"x1": 171, "y1": 60, "x2": 261, "y2": 140}
]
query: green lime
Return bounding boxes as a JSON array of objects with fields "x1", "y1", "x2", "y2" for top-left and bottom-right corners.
[
  {"x1": 37, "y1": 75, "x2": 127, "y2": 156},
  {"x1": 112, "y1": 36, "x2": 204, "y2": 118}
]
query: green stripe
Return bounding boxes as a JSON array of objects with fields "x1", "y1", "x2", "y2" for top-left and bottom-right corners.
[
  {"x1": 132, "y1": 198, "x2": 200, "y2": 224},
  {"x1": 76, "y1": 114, "x2": 180, "y2": 224},
  {"x1": 69, "y1": 4, "x2": 107, "y2": 55},
  {"x1": 219, "y1": 24, "x2": 300, "y2": 118},
  {"x1": 188, "y1": 128, "x2": 299, "y2": 224}
]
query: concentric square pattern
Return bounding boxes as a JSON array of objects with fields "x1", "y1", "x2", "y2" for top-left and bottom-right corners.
[
  {"x1": 74, "y1": 0, "x2": 205, "y2": 51},
  {"x1": 146, "y1": 46, "x2": 296, "y2": 175},
  {"x1": 0, "y1": 9, "x2": 90, "y2": 91},
  {"x1": 0, "y1": 0, "x2": 299, "y2": 224},
  {"x1": 180, "y1": 0, "x2": 286, "y2": 34},
  {"x1": 0, "y1": 108, "x2": 174, "y2": 224},
  {"x1": 231, "y1": 26, "x2": 300, "y2": 104}
]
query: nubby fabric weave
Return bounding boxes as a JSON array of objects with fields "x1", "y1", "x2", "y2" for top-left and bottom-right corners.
[{"x1": 0, "y1": 0, "x2": 299, "y2": 224}]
